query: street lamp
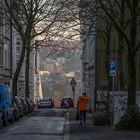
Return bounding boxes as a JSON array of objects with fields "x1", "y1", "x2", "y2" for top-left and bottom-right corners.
[{"x1": 70, "y1": 77, "x2": 77, "y2": 107}]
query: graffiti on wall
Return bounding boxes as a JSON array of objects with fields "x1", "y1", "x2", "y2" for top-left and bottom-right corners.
[
  {"x1": 110, "y1": 93, "x2": 127, "y2": 125},
  {"x1": 96, "y1": 90, "x2": 109, "y2": 111},
  {"x1": 114, "y1": 95, "x2": 127, "y2": 125}
]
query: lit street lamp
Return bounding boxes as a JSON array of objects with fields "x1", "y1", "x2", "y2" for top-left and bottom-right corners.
[{"x1": 70, "y1": 77, "x2": 77, "y2": 107}]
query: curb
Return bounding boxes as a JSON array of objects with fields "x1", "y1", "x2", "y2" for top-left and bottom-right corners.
[{"x1": 63, "y1": 112, "x2": 70, "y2": 140}]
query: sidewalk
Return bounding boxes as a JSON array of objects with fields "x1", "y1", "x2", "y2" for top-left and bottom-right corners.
[{"x1": 68, "y1": 110, "x2": 140, "y2": 140}]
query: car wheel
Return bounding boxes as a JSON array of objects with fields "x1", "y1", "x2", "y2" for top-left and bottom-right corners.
[
  {"x1": 3, "y1": 118, "x2": 8, "y2": 127},
  {"x1": 0, "y1": 119, "x2": 3, "y2": 129},
  {"x1": 20, "y1": 113, "x2": 23, "y2": 118},
  {"x1": 14, "y1": 117, "x2": 17, "y2": 121},
  {"x1": 17, "y1": 115, "x2": 20, "y2": 121},
  {"x1": 10, "y1": 117, "x2": 14, "y2": 124}
]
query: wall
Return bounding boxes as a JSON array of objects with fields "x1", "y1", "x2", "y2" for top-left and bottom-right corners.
[{"x1": 96, "y1": 90, "x2": 140, "y2": 126}]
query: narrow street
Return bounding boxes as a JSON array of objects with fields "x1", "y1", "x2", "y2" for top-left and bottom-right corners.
[
  {"x1": 0, "y1": 109, "x2": 69, "y2": 140},
  {"x1": 0, "y1": 108, "x2": 140, "y2": 140}
]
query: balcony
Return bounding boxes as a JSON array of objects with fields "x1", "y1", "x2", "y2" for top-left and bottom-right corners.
[
  {"x1": 0, "y1": 65, "x2": 4, "y2": 75},
  {"x1": 4, "y1": 68, "x2": 11, "y2": 77}
]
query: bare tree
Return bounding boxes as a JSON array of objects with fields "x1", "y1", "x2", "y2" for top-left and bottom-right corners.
[
  {"x1": 97, "y1": 0, "x2": 140, "y2": 107},
  {"x1": 67, "y1": 0, "x2": 140, "y2": 107},
  {"x1": 1, "y1": 0, "x2": 79, "y2": 97}
]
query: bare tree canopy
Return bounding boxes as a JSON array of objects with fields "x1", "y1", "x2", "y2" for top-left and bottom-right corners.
[
  {"x1": 96, "y1": 0, "x2": 140, "y2": 107},
  {"x1": 0, "y1": 0, "x2": 81, "y2": 97}
]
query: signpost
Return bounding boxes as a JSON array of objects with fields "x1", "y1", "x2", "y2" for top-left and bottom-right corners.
[
  {"x1": 109, "y1": 60, "x2": 117, "y2": 91},
  {"x1": 70, "y1": 77, "x2": 77, "y2": 107},
  {"x1": 109, "y1": 59, "x2": 117, "y2": 129}
]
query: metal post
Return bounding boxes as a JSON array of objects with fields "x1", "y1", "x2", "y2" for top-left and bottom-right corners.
[
  {"x1": 72, "y1": 86, "x2": 75, "y2": 107},
  {"x1": 70, "y1": 78, "x2": 77, "y2": 108},
  {"x1": 109, "y1": 59, "x2": 117, "y2": 130},
  {"x1": 9, "y1": 0, "x2": 13, "y2": 90},
  {"x1": 112, "y1": 76, "x2": 115, "y2": 130},
  {"x1": 112, "y1": 76, "x2": 115, "y2": 91},
  {"x1": 73, "y1": 90, "x2": 75, "y2": 107},
  {"x1": 10, "y1": 0, "x2": 13, "y2": 78}
]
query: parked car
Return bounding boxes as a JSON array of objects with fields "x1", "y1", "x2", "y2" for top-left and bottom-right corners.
[
  {"x1": 61, "y1": 97, "x2": 74, "y2": 108},
  {"x1": 20, "y1": 98, "x2": 28, "y2": 115},
  {"x1": 14, "y1": 96, "x2": 24, "y2": 117},
  {"x1": 44, "y1": 97, "x2": 54, "y2": 108},
  {"x1": 0, "y1": 112, "x2": 3, "y2": 129},
  {"x1": 0, "y1": 84, "x2": 14, "y2": 126},
  {"x1": 12, "y1": 102, "x2": 20, "y2": 121},
  {"x1": 38, "y1": 97, "x2": 54, "y2": 109}
]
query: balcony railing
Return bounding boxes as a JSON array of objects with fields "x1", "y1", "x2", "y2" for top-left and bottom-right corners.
[
  {"x1": 0, "y1": 65, "x2": 4, "y2": 75},
  {"x1": 4, "y1": 68, "x2": 11, "y2": 76}
]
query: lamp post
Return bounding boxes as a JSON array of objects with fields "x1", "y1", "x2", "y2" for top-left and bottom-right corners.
[{"x1": 70, "y1": 77, "x2": 77, "y2": 107}]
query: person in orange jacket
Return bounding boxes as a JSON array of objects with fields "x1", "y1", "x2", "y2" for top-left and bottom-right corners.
[{"x1": 77, "y1": 92, "x2": 89, "y2": 125}]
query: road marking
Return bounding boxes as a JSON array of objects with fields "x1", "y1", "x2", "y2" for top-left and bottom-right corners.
[{"x1": 63, "y1": 112, "x2": 70, "y2": 140}]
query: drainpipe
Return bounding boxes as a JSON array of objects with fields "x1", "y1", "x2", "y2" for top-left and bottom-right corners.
[{"x1": 10, "y1": 0, "x2": 12, "y2": 77}]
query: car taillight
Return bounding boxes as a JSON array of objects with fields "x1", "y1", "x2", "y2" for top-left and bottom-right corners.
[{"x1": 2, "y1": 107, "x2": 6, "y2": 112}]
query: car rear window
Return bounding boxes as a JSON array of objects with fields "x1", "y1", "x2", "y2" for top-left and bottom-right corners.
[
  {"x1": 40, "y1": 99, "x2": 51, "y2": 102},
  {"x1": 62, "y1": 98, "x2": 68, "y2": 101},
  {"x1": 46, "y1": 98, "x2": 51, "y2": 101}
]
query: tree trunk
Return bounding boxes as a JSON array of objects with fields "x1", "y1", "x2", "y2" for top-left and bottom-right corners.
[
  {"x1": 105, "y1": 25, "x2": 112, "y2": 90},
  {"x1": 118, "y1": 0, "x2": 125, "y2": 91},
  {"x1": 127, "y1": 52, "x2": 136, "y2": 106},
  {"x1": 12, "y1": 45, "x2": 26, "y2": 96},
  {"x1": 25, "y1": 48, "x2": 30, "y2": 98},
  {"x1": 118, "y1": 36, "x2": 124, "y2": 90},
  {"x1": 127, "y1": 5, "x2": 137, "y2": 106}
]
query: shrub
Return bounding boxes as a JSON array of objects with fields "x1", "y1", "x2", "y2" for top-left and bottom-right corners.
[
  {"x1": 116, "y1": 105, "x2": 140, "y2": 130},
  {"x1": 93, "y1": 111, "x2": 110, "y2": 125}
]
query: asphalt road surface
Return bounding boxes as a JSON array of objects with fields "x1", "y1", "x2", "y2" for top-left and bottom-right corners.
[{"x1": 0, "y1": 108, "x2": 68, "y2": 140}]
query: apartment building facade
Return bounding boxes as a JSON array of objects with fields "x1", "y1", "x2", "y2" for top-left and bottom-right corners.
[
  {"x1": 13, "y1": 31, "x2": 39, "y2": 100},
  {"x1": 80, "y1": 0, "x2": 96, "y2": 112},
  {"x1": 0, "y1": 0, "x2": 40, "y2": 100},
  {"x1": 0, "y1": 23, "x2": 38, "y2": 100},
  {"x1": 0, "y1": 7, "x2": 11, "y2": 86}
]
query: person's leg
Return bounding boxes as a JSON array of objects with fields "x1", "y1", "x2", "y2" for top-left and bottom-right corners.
[
  {"x1": 76, "y1": 110, "x2": 79, "y2": 121},
  {"x1": 83, "y1": 111, "x2": 86, "y2": 123},
  {"x1": 79, "y1": 111, "x2": 83, "y2": 124}
]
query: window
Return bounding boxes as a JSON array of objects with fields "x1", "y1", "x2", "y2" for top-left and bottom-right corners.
[
  {"x1": 5, "y1": 50, "x2": 8, "y2": 68},
  {"x1": 16, "y1": 46, "x2": 21, "y2": 54},
  {"x1": 8, "y1": 49, "x2": 10, "y2": 68},
  {"x1": 4, "y1": 44, "x2": 9, "y2": 68},
  {"x1": 16, "y1": 41, "x2": 21, "y2": 45},
  {"x1": 16, "y1": 38, "x2": 21, "y2": 45},
  {"x1": 0, "y1": 13, "x2": 3, "y2": 42},
  {"x1": 0, "y1": 46, "x2": 3, "y2": 65}
]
